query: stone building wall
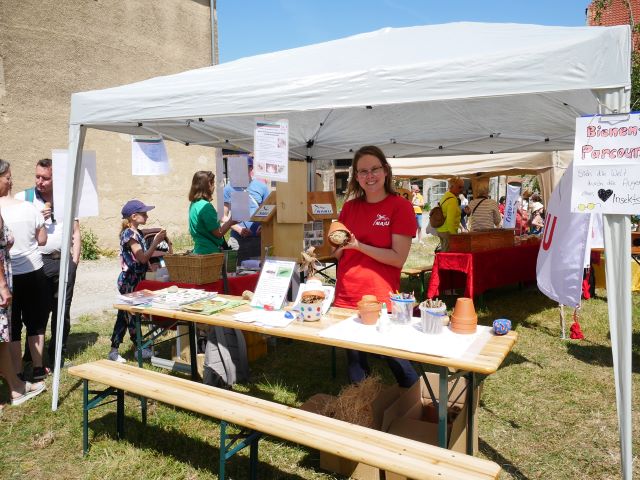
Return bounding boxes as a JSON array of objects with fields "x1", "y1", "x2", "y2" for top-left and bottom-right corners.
[{"x1": 0, "y1": 0, "x2": 216, "y2": 249}]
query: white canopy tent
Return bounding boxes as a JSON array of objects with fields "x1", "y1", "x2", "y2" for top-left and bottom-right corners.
[
  {"x1": 59, "y1": 22, "x2": 632, "y2": 477},
  {"x1": 388, "y1": 150, "x2": 573, "y2": 203}
]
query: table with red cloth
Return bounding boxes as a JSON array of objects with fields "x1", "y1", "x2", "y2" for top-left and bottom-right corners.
[
  {"x1": 135, "y1": 272, "x2": 259, "y2": 297},
  {"x1": 427, "y1": 243, "x2": 540, "y2": 299}
]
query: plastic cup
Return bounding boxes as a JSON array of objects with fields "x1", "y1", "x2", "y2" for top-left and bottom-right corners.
[
  {"x1": 390, "y1": 297, "x2": 415, "y2": 325},
  {"x1": 419, "y1": 305, "x2": 446, "y2": 334}
]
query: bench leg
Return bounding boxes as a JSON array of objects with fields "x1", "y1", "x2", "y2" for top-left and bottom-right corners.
[
  {"x1": 249, "y1": 436, "x2": 259, "y2": 480},
  {"x1": 117, "y1": 389, "x2": 125, "y2": 440},
  {"x1": 219, "y1": 420, "x2": 263, "y2": 479},
  {"x1": 466, "y1": 372, "x2": 475, "y2": 456},
  {"x1": 83, "y1": 380, "x2": 89, "y2": 455},
  {"x1": 438, "y1": 366, "x2": 449, "y2": 449},
  {"x1": 134, "y1": 314, "x2": 148, "y2": 424}
]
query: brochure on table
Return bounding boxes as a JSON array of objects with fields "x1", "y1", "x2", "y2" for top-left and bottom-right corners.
[{"x1": 250, "y1": 258, "x2": 296, "y2": 309}]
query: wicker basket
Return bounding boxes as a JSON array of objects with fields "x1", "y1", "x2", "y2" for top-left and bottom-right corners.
[{"x1": 163, "y1": 253, "x2": 224, "y2": 284}]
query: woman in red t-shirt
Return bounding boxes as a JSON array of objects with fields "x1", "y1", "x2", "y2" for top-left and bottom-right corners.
[{"x1": 333, "y1": 146, "x2": 418, "y2": 387}]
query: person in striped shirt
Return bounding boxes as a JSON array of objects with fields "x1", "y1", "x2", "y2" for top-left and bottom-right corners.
[{"x1": 465, "y1": 185, "x2": 501, "y2": 231}]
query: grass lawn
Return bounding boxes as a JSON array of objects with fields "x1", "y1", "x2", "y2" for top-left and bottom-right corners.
[{"x1": 1, "y1": 240, "x2": 638, "y2": 479}]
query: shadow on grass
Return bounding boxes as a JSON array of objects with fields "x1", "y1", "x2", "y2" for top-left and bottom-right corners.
[
  {"x1": 480, "y1": 438, "x2": 531, "y2": 480},
  {"x1": 63, "y1": 331, "x2": 100, "y2": 360},
  {"x1": 88, "y1": 412, "x2": 309, "y2": 479},
  {"x1": 565, "y1": 337, "x2": 640, "y2": 373}
]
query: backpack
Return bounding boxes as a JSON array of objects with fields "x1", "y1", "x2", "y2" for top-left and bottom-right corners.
[{"x1": 429, "y1": 197, "x2": 452, "y2": 228}]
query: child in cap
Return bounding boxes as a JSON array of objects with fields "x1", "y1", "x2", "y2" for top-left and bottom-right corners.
[{"x1": 108, "y1": 200, "x2": 166, "y2": 363}]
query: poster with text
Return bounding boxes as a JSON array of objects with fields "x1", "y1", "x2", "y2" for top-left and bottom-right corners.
[
  {"x1": 253, "y1": 119, "x2": 289, "y2": 182},
  {"x1": 571, "y1": 114, "x2": 640, "y2": 214},
  {"x1": 52, "y1": 149, "x2": 99, "y2": 219},
  {"x1": 132, "y1": 135, "x2": 170, "y2": 175}
]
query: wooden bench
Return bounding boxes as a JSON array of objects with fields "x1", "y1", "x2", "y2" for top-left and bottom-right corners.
[
  {"x1": 401, "y1": 265, "x2": 433, "y2": 301},
  {"x1": 69, "y1": 360, "x2": 500, "y2": 479}
]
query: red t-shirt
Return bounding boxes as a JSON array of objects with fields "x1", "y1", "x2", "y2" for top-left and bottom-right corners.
[{"x1": 334, "y1": 194, "x2": 415, "y2": 309}]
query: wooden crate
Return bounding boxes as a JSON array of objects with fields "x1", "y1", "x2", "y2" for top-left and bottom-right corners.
[{"x1": 448, "y1": 230, "x2": 514, "y2": 253}]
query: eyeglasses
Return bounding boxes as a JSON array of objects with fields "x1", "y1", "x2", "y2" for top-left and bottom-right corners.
[
  {"x1": 577, "y1": 203, "x2": 599, "y2": 211},
  {"x1": 356, "y1": 166, "x2": 384, "y2": 177}
]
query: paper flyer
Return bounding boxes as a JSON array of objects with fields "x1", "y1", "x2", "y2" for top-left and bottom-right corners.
[
  {"x1": 253, "y1": 119, "x2": 289, "y2": 182},
  {"x1": 132, "y1": 135, "x2": 170, "y2": 176},
  {"x1": 250, "y1": 258, "x2": 296, "y2": 309}
]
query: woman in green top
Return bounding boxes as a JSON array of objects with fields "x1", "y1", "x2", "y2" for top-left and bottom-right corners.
[{"x1": 188, "y1": 171, "x2": 235, "y2": 254}]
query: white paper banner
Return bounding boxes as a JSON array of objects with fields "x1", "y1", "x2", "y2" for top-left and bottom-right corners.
[
  {"x1": 571, "y1": 114, "x2": 640, "y2": 214},
  {"x1": 132, "y1": 135, "x2": 170, "y2": 176},
  {"x1": 52, "y1": 149, "x2": 99, "y2": 218},
  {"x1": 503, "y1": 184, "x2": 521, "y2": 229},
  {"x1": 253, "y1": 119, "x2": 289, "y2": 182}
]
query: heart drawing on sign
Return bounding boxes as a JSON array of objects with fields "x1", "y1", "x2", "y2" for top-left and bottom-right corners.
[{"x1": 598, "y1": 189, "x2": 613, "y2": 202}]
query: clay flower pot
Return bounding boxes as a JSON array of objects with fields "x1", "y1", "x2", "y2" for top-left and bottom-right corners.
[
  {"x1": 327, "y1": 221, "x2": 351, "y2": 247},
  {"x1": 357, "y1": 295, "x2": 381, "y2": 325},
  {"x1": 450, "y1": 297, "x2": 478, "y2": 334},
  {"x1": 300, "y1": 290, "x2": 326, "y2": 322}
]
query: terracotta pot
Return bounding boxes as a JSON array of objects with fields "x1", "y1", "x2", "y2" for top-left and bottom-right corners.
[
  {"x1": 357, "y1": 298, "x2": 381, "y2": 325},
  {"x1": 327, "y1": 221, "x2": 351, "y2": 247},
  {"x1": 452, "y1": 297, "x2": 476, "y2": 318},
  {"x1": 450, "y1": 297, "x2": 477, "y2": 334}
]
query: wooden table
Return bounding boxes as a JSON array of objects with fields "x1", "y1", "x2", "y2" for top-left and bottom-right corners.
[{"x1": 117, "y1": 299, "x2": 517, "y2": 454}]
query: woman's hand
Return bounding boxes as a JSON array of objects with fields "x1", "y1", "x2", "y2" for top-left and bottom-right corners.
[
  {"x1": 334, "y1": 234, "x2": 360, "y2": 258},
  {"x1": 0, "y1": 285, "x2": 12, "y2": 308}
]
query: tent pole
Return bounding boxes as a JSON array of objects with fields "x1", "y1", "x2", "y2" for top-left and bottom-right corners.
[
  {"x1": 602, "y1": 214, "x2": 632, "y2": 479},
  {"x1": 51, "y1": 124, "x2": 86, "y2": 411}
]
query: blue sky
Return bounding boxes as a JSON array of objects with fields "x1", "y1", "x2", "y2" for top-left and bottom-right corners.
[{"x1": 217, "y1": 1, "x2": 591, "y2": 63}]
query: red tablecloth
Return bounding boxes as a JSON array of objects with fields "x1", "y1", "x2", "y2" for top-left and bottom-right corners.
[
  {"x1": 136, "y1": 273, "x2": 259, "y2": 297},
  {"x1": 427, "y1": 244, "x2": 540, "y2": 299}
]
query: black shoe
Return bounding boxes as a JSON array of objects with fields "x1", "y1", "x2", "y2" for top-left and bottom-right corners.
[{"x1": 32, "y1": 367, "x2": 51, "y2": 381}]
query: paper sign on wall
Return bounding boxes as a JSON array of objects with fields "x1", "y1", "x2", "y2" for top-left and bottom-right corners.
[
  {"x1": 253, "y1": 119, "x2": 289, "y2": 182},
  {"x1": 311, "y1": 203, "x2": 333, "y2": 215},
  {"x1": 254, "y1": 204, "x2": 275, "y2": 218},
  {"x1": 571, "y1": 114, "x2": 640, "y2": 214},
  {"x1": 52, "y1": 149, "x2": 99, "y2": 219}
]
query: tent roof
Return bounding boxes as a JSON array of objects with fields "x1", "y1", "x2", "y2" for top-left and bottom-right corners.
[
  {"x1": 389, "y1": 151, "x2": 573, "y2": 179},
  {"x1": 69, "y1": 22, "x2": 630, "y2": 159}
]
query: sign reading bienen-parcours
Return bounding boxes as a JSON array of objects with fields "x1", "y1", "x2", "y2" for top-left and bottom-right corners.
[{"x1": 571, "y1": 114, "x2": 640, "y2": 214}]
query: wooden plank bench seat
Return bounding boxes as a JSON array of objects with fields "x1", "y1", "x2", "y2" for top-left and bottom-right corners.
[
  {"x1": 69, "y1": 360, "x2": 501, "y2": 479},
  {"x1": 401, "y1": 265, "x2": 433, "y2": 301}
]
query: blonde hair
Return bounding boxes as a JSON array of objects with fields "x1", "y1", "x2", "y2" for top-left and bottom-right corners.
[
  {"x1": 120, "y1": 218, "x2": 132, "y2": 235},
  {"x1": 448, "y1": 177, "x2": 463, "y2": 189}
]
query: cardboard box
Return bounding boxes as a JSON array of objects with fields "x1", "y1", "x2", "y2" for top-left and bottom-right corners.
[{"x1": 300, "y1": 386, "x2": 404, "y2": 480}]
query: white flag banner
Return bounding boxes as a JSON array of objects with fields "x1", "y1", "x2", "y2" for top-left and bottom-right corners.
[
  {"x1": 502, "y1": 184, "x2": 521, "y2": 229},
  {"x1": 536, "y1": 162, "x2": 591, "y2": 308}
]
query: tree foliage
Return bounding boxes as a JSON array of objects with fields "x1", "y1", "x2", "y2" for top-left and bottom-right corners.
[{"x1": 591, "y1": 0, "x2": 640, "y2": 110}]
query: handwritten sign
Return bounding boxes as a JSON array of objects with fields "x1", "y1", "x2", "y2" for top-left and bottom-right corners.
[
  {"x1": 253, "y1": 204, "x2": 275, "y2": 218},
  {"x1": 571, "y1": 114, "x2": 640, "y2": 214},
  {"x1": 311, "y1": 203, "x2": 333, "y2": 215}
]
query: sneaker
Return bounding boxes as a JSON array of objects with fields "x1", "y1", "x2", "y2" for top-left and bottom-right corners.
[
  {"x1": 11, "y1": 381, "x2": 46, "y2": 406},
  {"x1": 140, "y1": 347, "x2": 153, "y2": 360},
  {"x1": 32, "y1": 366, "x2": 51, "y2": 381},
  {"x1": 108, "y1": 351, "x2": 126, "y2": 363}
]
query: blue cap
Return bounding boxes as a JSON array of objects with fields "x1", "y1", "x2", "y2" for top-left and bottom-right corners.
[{"x1": 121, "y1": 199, "x2": 155, "y2": 218}]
